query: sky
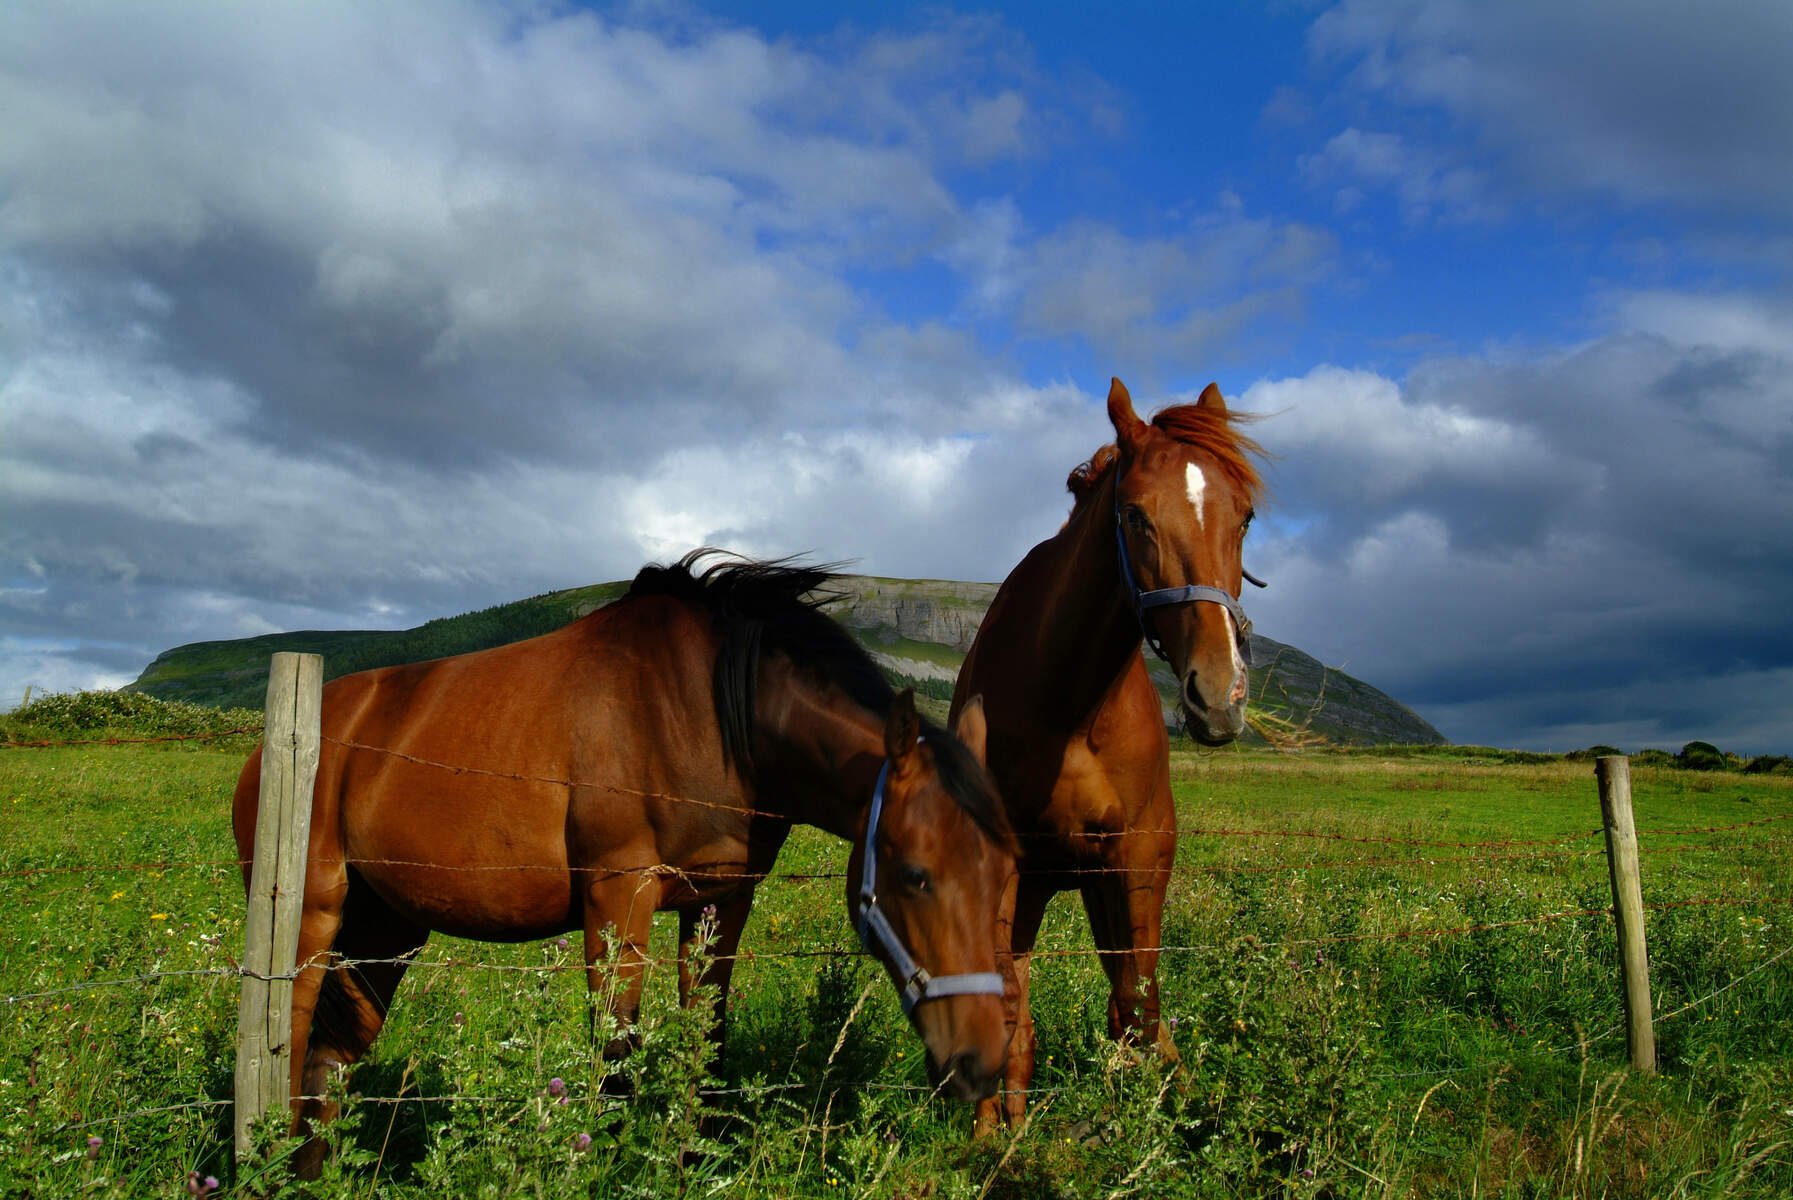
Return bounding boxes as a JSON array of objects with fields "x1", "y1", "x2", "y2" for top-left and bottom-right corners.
[{"x1": 3, "y1": 0, "x2": 1791, "y2": 754}]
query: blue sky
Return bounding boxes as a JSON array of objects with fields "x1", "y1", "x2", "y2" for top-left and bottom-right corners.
[{"x1": 3, "y1": 0, "x2": 1791, "y2": 753}]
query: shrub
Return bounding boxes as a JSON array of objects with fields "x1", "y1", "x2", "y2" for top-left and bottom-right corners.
[
  {"x1": 1564, "y1": 744, "x2": 1624, "y2": 762},
  {"x1": 0, "y1": 689, "x2": 261, "y2": 744},
  {"x1": 1743, "y1": 755, "x2": 1793, "y2": 776},
  {"x1": 1676, "y1": 741, "x2": 1730, "y2": 771}
]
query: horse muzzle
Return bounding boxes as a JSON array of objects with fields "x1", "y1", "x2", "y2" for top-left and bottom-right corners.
[
  {"x1": 1181, "y1": 671, "x2": 1247, "y2": 746},
  {"x1": 925, "y1": 1027, "x2": 1006, "y2": 1101},
  {"x1": 1183, "y1": 704, "x2": 1245, "y2": 746}
]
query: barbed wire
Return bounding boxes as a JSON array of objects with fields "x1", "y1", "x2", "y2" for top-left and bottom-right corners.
[
  {"x1": 45, "y1": 1077, "x2": 1009, "y2": 1138},
  {"x1": 7, "y1": 728, "x2": 1785, "y2": 889},
  {"x1": 10, "y1": 827, "x2": 1792, "y2": 888},
  {"x1": 12, "y1": 894, "x2": 1790, "y2": 1008},
  {"x1": 13, "y1": 727, "x2": 1792, "y2": 1154},
  {"x1": 1636, "y1": 812, "x2": 1793, "y2": 837},
  {"x1": 1373, "y1": 932, "x2": 1793, "y2": 1084},
  {"x1": 47, "y1": 930, "x2": 1793, "y2": 1136}
]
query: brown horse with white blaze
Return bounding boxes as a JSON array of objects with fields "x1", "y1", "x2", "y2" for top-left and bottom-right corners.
[
  {"x1": 950, "y1": 378, "x2": 1266, "y2": 1130},
  {"x1": 234, "y1": 553, "x2": 1016, "y2": 1174}
]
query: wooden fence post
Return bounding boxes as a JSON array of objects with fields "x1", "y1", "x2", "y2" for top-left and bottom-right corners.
[
  {"x1": 234, "y1": 652, "x2": 324, "y2": 1161},
  {"x1": 1596, "y1": 755, "x2": 1656, "y2": 1073}
]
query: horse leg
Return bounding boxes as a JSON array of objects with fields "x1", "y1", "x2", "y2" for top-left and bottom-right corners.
[
  {"x1": 1080, "y1": 833, "x2": 1175, "y2": 1056},
  {"x1": 291, "y1": 869, "x2": 427, "y2": 1179},
  {"x1": 974, "y1": 874, "x2": 1051, "y2": 1136},
  {"x1": 279, "y1": 860, "x2": 344, "y2": 1178},
  {"x1": 581, "y1": 867, "x2": 659, "y2": 1078},
  {"x1": 677, "y1": 889, "x2": 754, "y2": 1058}
]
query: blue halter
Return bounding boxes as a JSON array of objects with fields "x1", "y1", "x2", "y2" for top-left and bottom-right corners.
[
  {"x1": 1114, "y1": 505, "x2": 1263, "y2": 667},
  {"x1": 855, "y1": 758, "x2": 1005, "y2": 1015}
]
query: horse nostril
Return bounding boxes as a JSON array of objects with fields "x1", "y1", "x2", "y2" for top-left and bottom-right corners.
[
  {"x1": 1181, "y1": 672, "x2": 1203, "y2": 709},
  {"x1": 945, "y1": 1049, "x2": 999, "y2": 1100}
]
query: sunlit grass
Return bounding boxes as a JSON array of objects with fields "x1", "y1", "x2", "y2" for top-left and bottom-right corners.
[{"x1": 3, "y1": 741, "x2": 1790, "y2": 1196}]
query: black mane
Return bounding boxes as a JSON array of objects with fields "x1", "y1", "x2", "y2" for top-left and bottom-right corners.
[{"x1": 627, "y1": 549, "x2": 1011, "y2": 846}]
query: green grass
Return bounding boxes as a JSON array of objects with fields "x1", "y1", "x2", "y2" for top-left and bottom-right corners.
[{"x1": 2, "y1": 734, "x2": 1790, "y2": 1197}]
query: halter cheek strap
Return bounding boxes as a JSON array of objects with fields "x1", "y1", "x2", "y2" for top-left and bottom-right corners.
[
  {"x1": 1114, "y1": 511, "x2": 1262, "y2": 667},
  {"x1": 855, "y1": 759, "x2": 1005, "y2": 1015}
]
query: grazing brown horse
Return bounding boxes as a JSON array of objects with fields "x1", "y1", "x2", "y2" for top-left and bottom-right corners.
[
  {"x1": 234, "y1": 553, "x2": 1016, "y2": 1173},
  {"x1": 950, "y1": 378, "x2": 1265, "y2": 1130}
]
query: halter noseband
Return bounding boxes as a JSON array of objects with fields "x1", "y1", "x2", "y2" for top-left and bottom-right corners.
[
  {"x1": 855, "y1": 757, "x2": 1005, "y2": 1015},
  {"x1": 1114, "y1": 501, "x2": 1265, "y2": 667}
]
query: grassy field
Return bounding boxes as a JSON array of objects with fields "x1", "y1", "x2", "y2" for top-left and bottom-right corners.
[{"x1": 2, "y1": 731, "x2": 1790, "y2": 1197}]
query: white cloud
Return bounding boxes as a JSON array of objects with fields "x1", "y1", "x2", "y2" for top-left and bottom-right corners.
[
  {"x1": 1246, "y1": 365, "x2": 1560, "y2": 500},
  {"x1": 1001, "y1": 200, "x2": 1338, "y2": 367},
  {"x1": 1300, "y1": 128, "x2": 1503, "y2": 224}
]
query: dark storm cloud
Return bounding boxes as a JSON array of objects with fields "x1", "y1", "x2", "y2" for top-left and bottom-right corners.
[
  {"x1": 1, "y1": 3, "x2": 1338, "y2": 707},
  {"x1": 1240, "y1": 292, "x2": 1793, "y2": 753}
]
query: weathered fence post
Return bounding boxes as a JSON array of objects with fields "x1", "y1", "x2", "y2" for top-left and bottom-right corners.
[
  {"x1": 1596, "y1": 755, "x2": 1655, "y2": 1073},
  {"x1": 234, "y1": 652, "x2": 324, "y2": 1160}
]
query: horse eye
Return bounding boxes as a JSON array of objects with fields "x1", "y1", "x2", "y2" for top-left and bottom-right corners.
[
  {"x1": 1242, "y1": 509, "x2": 1255, "y2": 534},
  {"x1": 898, "y1": 863, "x2": 931, "y2": 892},
  {"x1": 1123, "y1": 505, "x2": 1151, "y2": 532}
]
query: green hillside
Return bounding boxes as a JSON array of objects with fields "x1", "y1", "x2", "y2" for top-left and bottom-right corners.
[{"x1": 128, "y1": 575, "x2": 1445, "y2": 747}]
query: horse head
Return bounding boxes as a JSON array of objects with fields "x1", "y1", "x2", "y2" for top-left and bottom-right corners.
[
  {"x1": 1107, "y1": 377, "x2": 1263, "y2": 746},
  {"x1": 846, "y1": 691, "x2": 1015, "y2": 1101}
]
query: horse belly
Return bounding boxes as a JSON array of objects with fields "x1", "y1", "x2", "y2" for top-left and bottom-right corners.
[{"x1": 346, "y1": 783, "x2": 578, "y2": 941}]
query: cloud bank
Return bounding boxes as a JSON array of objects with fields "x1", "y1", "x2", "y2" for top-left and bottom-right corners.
[{"x1": 4, "y1": 1, "x2": 1790, "y2": 755}]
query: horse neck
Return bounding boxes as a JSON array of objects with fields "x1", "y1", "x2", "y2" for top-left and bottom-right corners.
[
  {"x1": 1014, "y1": 467, "x2": 1144, "y2": 716},
  {"x1": 751, "y1": 663, "x2": 886, "y2": 841}
]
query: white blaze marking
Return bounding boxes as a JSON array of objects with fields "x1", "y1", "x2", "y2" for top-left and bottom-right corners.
[
  {"x1": 1184, "y1": 462, "x2": 1207, "y2": 530},
  {"x1": 1226, "y1": 609, "x2": 1247, "y2": 703}
]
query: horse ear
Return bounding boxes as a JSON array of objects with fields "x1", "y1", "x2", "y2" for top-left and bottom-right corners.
[
  {"x1": 1107, "y1": 377, "x2": 1149, "y2": 454},
  {"x1": 1195, "y1": 381, "x2": 1227, "y2": 412},
  {"x1": 952, "y1": 695, "x2": 988, "y2": 765},
  {"x1": 884, "y1": 688, "x2": 922, "y2": 773}
]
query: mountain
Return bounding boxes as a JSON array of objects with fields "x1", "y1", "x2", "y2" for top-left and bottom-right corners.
[{"x1": 129, "y1": 575, "x2": 1445, "y2": 748}]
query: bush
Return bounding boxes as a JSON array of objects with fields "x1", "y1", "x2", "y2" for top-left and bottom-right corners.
[
  {"x1": 1, "y1": 689, "x2": 261, "y2": 744},
  {"x1": 1676, "y1": 741, "x2": 1730, "y2": 771},
  {"x1": 1564, "y1": 744, "x2": 1624, "y2": 762},
  {"x1": 1743, "y1": 755, "x2": 1793, "y2": 776}
]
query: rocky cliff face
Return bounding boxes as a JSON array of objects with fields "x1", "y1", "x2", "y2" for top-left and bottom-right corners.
[
  {"x1": 131, "y1": 570, "x2": 1447, "y2": 747},
  {"x1": 830, "y1": 576, "x2": 1446, "y2": 747},
  {"x1": 830, "y1": 578, "x2": 999, "y2": 653}
]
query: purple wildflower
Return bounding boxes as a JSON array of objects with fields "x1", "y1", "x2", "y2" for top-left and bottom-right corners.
[
  {"x1": 574, "y1": 1132, "x2": 593, "y2": 1152},
  {"x1": 547, "y1": 1076, "x2": 566, "y2": 1097},
  {"x1": 85, "y1": 1136, "x2": 102, "y2": 1160}
]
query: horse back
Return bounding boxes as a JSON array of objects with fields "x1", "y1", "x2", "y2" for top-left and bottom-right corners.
[{"x1": 231, "y1": 595, "x2": 743, "y2": 934}]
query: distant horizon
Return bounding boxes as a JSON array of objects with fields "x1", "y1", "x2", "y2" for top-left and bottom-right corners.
[{"x1": 96, "y1": 567, "x2": 1785, "y2": 762}]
